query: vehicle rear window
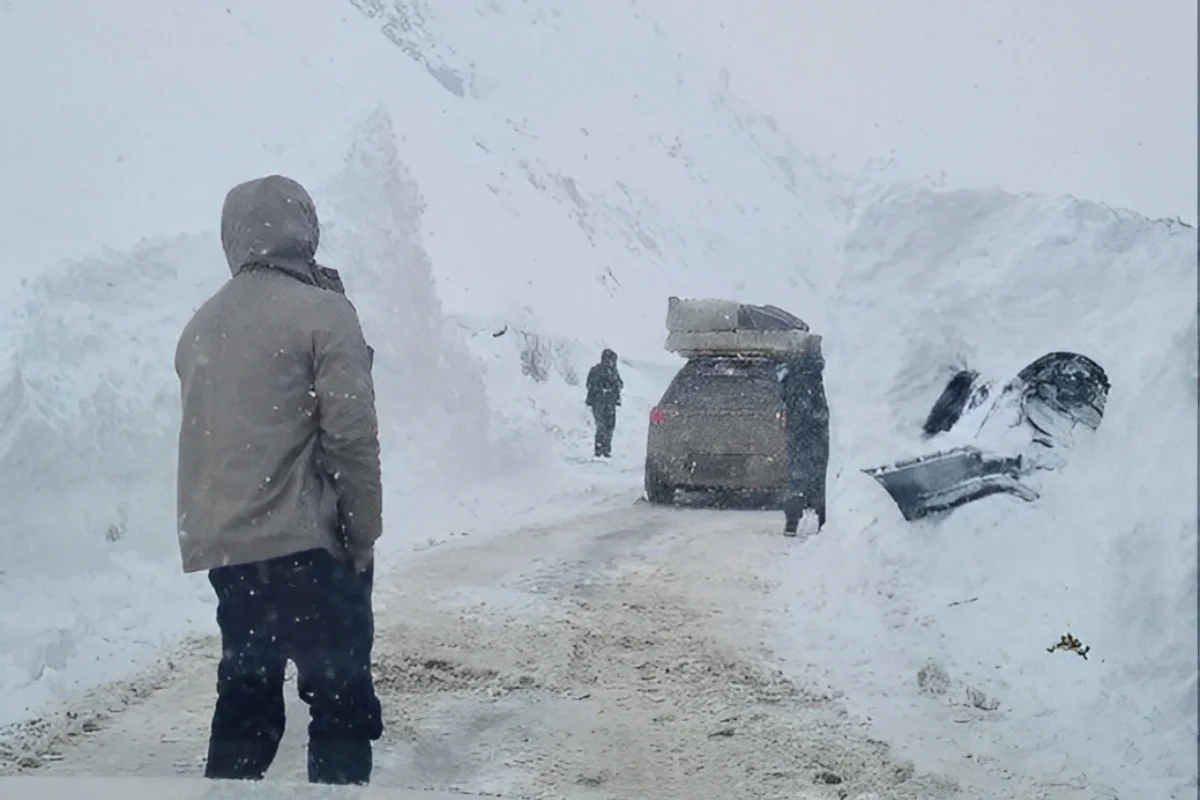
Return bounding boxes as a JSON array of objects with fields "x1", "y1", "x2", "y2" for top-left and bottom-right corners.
[{"x1": 662, "y1": 361, "x2": 782, "y2": 411}]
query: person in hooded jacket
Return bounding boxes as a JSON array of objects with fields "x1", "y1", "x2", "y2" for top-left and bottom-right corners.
[
  {"x1": 175, "y1": 175, "x2": 383, "y2": 785},
  {"x1": 777, "y1": 347, "x2": 830, "y2": 536},
  {"x1": 585, "y1": 348, "x2": 623, "y2": 458}
]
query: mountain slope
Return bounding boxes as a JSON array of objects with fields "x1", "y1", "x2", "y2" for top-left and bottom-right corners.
[{"x1": 0, "y1": 0, "x2": 846, "y2": 723}]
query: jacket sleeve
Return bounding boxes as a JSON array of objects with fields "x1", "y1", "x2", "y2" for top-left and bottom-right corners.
[{"x1": 312, "y1": 296, "x2": 383, "y2": 564}]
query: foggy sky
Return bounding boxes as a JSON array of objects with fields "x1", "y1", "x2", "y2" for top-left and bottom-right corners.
[{"x1": 653, "y1": 0, "x2": 1197, "y2": 223}]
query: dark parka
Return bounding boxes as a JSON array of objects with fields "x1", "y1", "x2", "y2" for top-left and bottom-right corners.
[
  {"x1": 175, "y1": 175, "x2": 382, "y2": 574},
  {"x1": 586, "y1": 349, "x2": 623, "y2": 408},
  {"x1": 778, "y1": 350, "x2": 830, "y2": 527},
  {"x1": 586, "y1": 349, "x2": 623, "y2": 458}
]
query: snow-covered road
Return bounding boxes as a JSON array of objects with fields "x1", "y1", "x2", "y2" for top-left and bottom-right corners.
[
  {"x1": 4, "y1": 489, "x2": 1143, "y2": 800},
  {"x1": 5, "y1": 500, "x2": 965, "y2": 800}
]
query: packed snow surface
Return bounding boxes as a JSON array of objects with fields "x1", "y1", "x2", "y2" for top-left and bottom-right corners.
[{"x1": 0, "y1": 0, "x2": 1195, "y2": 797}]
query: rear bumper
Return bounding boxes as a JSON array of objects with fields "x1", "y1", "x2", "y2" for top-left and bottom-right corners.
[
  {"x1": 651, "y1": 453, "x2": 787, "y2": 492},
  {"x1": 862, "y1": 446, "x2": 1037, "y2": 521}
]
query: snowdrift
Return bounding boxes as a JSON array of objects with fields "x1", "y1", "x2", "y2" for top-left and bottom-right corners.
[{"x1": 775, "y1": 186, "x2": 1198, "y2": 798}]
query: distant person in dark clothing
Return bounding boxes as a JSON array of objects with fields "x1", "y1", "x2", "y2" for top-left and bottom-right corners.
[
  {"x1": 175, "y1": 175, "x2": 384, "y2": 786},
  {"x1": 586, "y1": 348, "x2": 623, "y2": 458},
  {"x1": 777, "y1": 347, "x2": 830, "y2": 536}
]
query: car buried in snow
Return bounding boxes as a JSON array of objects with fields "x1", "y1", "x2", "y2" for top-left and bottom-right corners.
[{"x1": 863, "y1": 351, "x2": 1111, "y2": 521}]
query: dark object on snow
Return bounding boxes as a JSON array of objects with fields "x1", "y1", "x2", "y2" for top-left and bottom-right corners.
[
  {"x1": 866, "y1": 351, "x2": 1110, "y2": 522},
  {"x1": 586, "y1": 349, "x2": 623, "y2": 458},
  {"x1": 779, "y1": 352, "x2": 830, "y2": 533},
  {"x1": 204, "y1": 549, "x2": 381, "y2": 785},
  {"x1": 923, "y1": 369, "x2": 981, "y2": 435},
  {"x1": 493, "y1": 325, "x2": 508, "y2": 337},
  {"x1": 1046, "y1": 632, "x2": 1091, "y2": 660}
]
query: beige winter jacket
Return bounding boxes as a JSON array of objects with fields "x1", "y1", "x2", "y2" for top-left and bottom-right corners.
[{"x1": 174, "y1": 175, "x2": 382, "y2": 574}]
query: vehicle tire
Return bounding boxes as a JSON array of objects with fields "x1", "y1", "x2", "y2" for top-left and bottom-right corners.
[{"x1": 644, "y1": 464, "x2": 675, "y2": 504}]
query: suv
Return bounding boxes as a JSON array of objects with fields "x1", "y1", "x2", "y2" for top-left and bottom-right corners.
[{"x1": 644, "y1": 355, "x2": 788, "y2": 504}]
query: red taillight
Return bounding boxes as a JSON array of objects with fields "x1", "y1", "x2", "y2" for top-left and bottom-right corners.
[{"x1": 649, "y1": 406, "x2": 667, "y2": 425}]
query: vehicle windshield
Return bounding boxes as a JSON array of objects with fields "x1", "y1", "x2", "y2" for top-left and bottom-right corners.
[{"x1": 663, "y1": 361, "x2": 782, "y2": 411}]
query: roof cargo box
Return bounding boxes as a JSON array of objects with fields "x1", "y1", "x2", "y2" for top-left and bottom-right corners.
[
  {"x1": 663, "y1": 297, "x2": 817, "y2": 358},
  {"x1": 666, "y1": 297, "x2": 809, "y2": 334},
  {"x1": 662, "y1": 297, "x2": 820, "y2": 357},
  {"x1": 664, "y1": 329, "x2": 822, "y2": 359}
]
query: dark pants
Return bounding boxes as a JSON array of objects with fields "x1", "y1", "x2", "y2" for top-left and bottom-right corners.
[
  {"x1": 204, "y1": 548, "x2": 382, "y2": 785},
  {"x1": 783, "y1": 453, "x2": 828, "y2": 530},
  {"x1": 591, "y1": 404, "x2": 617, "y2": 457}
]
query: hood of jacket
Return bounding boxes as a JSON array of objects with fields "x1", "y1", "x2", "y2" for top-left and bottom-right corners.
[{"x1": 220, "y1": 175, "x2": 321, "y2": 283}]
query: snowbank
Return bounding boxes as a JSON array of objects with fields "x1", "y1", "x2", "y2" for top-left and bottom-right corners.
[{"x1": 772, "y1": 186, "x2": 1198, "y2": 797}]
